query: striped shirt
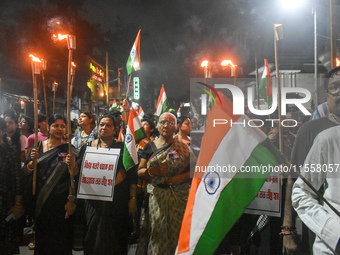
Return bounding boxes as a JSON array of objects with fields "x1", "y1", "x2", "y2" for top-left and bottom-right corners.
[{"x1": 310, "y1": 102, "x2": 329, "y2": 120}]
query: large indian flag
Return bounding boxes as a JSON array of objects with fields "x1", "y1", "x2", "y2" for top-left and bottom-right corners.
[
  {"x1": 123, "y1": 107, "x2": 146, "y2": 171},
  {"x1": 259, "y1": 58, "x2": 272, "y2": 106},
  {"x1": 176, "y1": 92, "x2": 285, "y2": 255},
  {"x1": 126, "y1": 29, "x2": 141, "y2": 75},
  {"x1": 155, "y1": 84, "x2": 168, "y2": 116}
]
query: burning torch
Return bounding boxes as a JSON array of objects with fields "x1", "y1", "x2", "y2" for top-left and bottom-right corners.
[
  {"x1": 52, "y1": 81, "x2": 58, "y2": 115},
  {"x1": 41, "y1": 59, "x2": 48, "y2": 116},
  {"x1": 29, "y1": 54, "x2": 41, "y2": 195},
  {"x1": 53, "y1": 33, "x2": 76, "y2": 194}
]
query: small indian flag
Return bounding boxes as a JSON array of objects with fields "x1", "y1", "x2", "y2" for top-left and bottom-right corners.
[
  {"x1": 110, "y1": 99, "x2": 118, "y2": 111},
  {"x1": 259, "y1": 59, "x2": 272, "y2": 106},
  {"x1": 176, "y1": 91, "x2": 286, "y2": 255},
  {"x1": 155, "y1": 84, "x2": 168, "y2": 116},
  {"x1": 123, "y1": 107, "x2": 146, "y2": 171},
  {"x1": 138, "y1": 106, "x2": 145, "y2": 119},
  {"x1": 126, "y1": 29, "x2": 141, "y2": 75}
]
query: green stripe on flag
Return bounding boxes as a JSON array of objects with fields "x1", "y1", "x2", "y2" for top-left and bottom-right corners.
[
  {"x1": 127, "y1": 55, "x2": 134, "y2": 75},
  {"x1": 123, "y1": 145, "x2": 135, "y2": 171},
  {"x1": 194, "y1": 139, "x2": 285, "y2": 255},
  {"x1": 162, "y1": 99, "x2": 168, "y2": 115},
  {"x1": 135, "y1": 128, "x2": 146, "y2": 144}
]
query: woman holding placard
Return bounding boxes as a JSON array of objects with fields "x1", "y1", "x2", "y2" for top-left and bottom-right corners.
[{"x1": 78, "y1": 114, "x2": 138, "y2": 255}]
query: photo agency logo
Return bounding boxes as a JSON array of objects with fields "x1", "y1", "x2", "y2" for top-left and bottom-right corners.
[
  {"x1": 197, "y1": 83, "x2": 312, "y2": 128},
  {"x1": 197, "y1": 82, "x2": 222, "y2": 114}
]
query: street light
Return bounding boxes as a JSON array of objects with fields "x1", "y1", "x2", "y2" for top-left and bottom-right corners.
[{"x1": 280, "y1": 0, "x2": 304, "y2": 10}]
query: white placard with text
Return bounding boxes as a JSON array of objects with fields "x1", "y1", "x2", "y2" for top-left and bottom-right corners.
[{"x1": 77, "y1": 147, "x2": 120, "y2": 201}]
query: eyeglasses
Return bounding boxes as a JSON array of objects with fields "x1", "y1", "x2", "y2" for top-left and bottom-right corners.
[
  {"x1": 159, "y1": 121, "x2": 175, "y2": 126},
  {"x1": 327, "y1": 85, "x2": 340, "y2": 95}
]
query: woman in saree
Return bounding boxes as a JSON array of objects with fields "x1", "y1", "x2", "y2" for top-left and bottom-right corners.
[
  {"x1": 137, "y1": 112, "x2": 194, "y2": 255},
  {"x1": 23, "y1": 114, "x2": 78, "y2": 255},
  {"x1": 77, "y1": 114, "x2": 138, "y2": 255},
  {"x1": 0, "y1": 117, "x2": 24, "y2": 255}
]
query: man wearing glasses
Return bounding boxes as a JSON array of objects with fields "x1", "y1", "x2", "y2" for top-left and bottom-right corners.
[{"x1": 282, "y1": 66, "x2": 340, "y2": 254}]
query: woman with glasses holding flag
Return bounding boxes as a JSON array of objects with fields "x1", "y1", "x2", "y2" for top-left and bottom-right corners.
[{"x1": 137, "y1": 112, "x2": 195, "y2": 255}]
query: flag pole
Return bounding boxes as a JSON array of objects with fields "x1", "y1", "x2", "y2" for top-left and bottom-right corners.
[
  {"x1": 125, "y1": 74, "x2": 132, "y2": 100},
  {"x1": 274, "y1": 24, "x2": 284, "y2": 153}
]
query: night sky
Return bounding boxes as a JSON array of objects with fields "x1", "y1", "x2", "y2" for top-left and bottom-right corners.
[{"x1": 82, "y1": 0, "x2": 333, "y2": 96}]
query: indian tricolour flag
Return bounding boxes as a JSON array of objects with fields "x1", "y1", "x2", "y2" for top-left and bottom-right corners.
[
  {"x1": 126, "y1": 29, "x2": 141, "y2": 75},
  {"x1": 259, "y1": 58, "x2": 272, "y2": 106},
  {"x1": 110, "y1": 99, "x2": 118, "y2": 111},
  {"x1": 176, "y1": 92, "x2": 285, "y2": 255},
  {"x1": 155, "y1": 84, "x2": 168, "y2": 116},
  {"x1": 138, "y1": 106, "x2": 145, "y2": 119},
  {"x1": 123, "y1": 107, "x2": 146, "y2": 171}
]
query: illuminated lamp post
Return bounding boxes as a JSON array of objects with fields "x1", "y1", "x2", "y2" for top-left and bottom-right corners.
[
  {"x1": 29, "y1": 54, "x2": 41, "y2": 195},
  {"x1": 280, "y1": 0, "x2": 319, "y2": 105}
]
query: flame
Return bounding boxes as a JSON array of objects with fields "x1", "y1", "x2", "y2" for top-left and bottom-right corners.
[
  {"x1": 20, "y1": 100, "x2": 25, "y2": 105},
  {"x1": 71, "y1": 61, "x2": 76, "y2": 67},
  {"x1": 201, "y1": 60, "x2": 209, "y2": 68},
  {"x1": 29, "y1": 54, "x2": 41, "y2": 62},
  {"x1": 336, "y1": 58, "x2": 340, "y2": 67},
  {"x1": 221, "y1": 60, "x2": 236, "y2": 67},
  {"x1": 53, "y1": 33, "x2": 68, "y2": 40}
]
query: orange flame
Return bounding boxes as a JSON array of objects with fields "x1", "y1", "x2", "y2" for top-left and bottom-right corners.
[
  {"x1": 29, "y1": 54, "x2": 41, "y2": 62},
  {"x1": 71, "y1": 61, "x2": 76, "y2": 67},
  {"x1": 221, "y1": 60, "x2": 236, "y2": 67},
  {"x1": 53, "y1": 33, "x2": 68, "y2": 40},
  {"x1": 336, "y1": 58, "x2": 340, "y2": 67},
  {"x1": 201, "y1": 60, "x2": 209, "y2": 68}
]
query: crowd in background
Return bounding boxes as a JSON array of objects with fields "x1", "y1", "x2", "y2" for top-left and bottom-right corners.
[{"x1": 1, "y1": 64, "x2": 339, "y2": 255}]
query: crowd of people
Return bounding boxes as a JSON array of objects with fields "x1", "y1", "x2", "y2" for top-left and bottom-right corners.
[{"x1": 1, "y1": 66, "x2": 340, "y2": 255}]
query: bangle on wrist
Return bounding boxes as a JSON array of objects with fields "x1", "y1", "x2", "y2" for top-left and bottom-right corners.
[
  {"x1": 67, "y1": 195, "x2": 76, "y2": 203},
  {"x1": 279, "y1": 226, "x2": 296, "y2": 236},
  {"x1": 147, "y1": 167, "x2": 154, "y2": 178},
  {"x1": 27, "y1": 163, "x2": 34, "y2": 172}
]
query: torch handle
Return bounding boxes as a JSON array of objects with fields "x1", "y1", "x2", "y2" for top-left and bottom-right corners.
[{"x1": 32, "y1": 71, "x2": 39, "y2": 195}]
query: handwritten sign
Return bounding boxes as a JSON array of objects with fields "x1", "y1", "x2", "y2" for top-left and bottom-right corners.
[
  {"x1": 77, "y1": 147, "x2": 120, "y2": 201},
  {"x1": 244, "y1": 172, "x2": 282, "y2": 217}
]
